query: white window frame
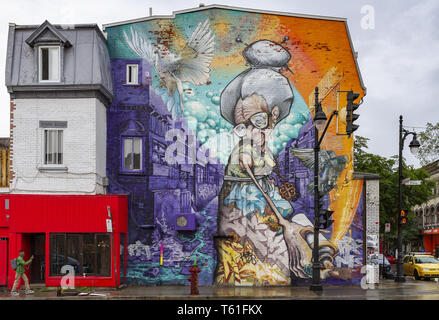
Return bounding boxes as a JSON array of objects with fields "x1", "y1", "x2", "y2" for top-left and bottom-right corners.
[
  {"x1": 123, "y1": 137, "x2": 143, "y2": 171},
  {"x1": 39, "y1": 46, "x2": 61, "y2": 82},
  {"x1": 126, "y1": 64, "x2": 139, "y2": 85},
  {"x1": 42, "y1": 128, "x2": 64, "y2": 166}
]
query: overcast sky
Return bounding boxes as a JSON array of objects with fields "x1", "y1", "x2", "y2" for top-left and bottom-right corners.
[{"x1": 1, "y1": 0, "x2": 438, "y2": 167}]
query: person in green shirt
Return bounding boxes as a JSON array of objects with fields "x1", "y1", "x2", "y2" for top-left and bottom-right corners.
[{"x1": 11, "y1": 250, "x2": 34, "y2": 296}]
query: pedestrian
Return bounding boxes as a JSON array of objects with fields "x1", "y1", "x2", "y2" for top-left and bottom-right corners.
[{"x1": 11, "y1": 250, "x2": 34, "y2": 296}]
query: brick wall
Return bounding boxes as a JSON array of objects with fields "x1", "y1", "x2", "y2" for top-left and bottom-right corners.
[{"x1": 10, "y1": 98, "x2": 106, "y2": 194}]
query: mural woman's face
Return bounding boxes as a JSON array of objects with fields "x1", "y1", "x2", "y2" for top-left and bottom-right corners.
[
  {"x1": 244, "y1": 107, "x2": 279, "y2": 150},
  {"x1": 234, "y1": 94, "x2": 279, "y2": 150}
]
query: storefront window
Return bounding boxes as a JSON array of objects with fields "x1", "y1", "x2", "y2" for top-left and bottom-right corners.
[
  {"x1": 82, "y1": 233, "x2": 96, "y2": 275},
  {"x1": 96, "y1": 234, "x2": 111, "y2": 276},
  {"x1": 49, "y1": 233, "x2": 112, "y2": 277},
  {"x1": 50, "y1": 234, "x2": 66, "y2": 275}
]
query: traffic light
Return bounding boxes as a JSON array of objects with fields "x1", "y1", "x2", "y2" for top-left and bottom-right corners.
[
  {"x1": 317, "y1": 192, "x2": 334, "y2": 229},
  {"x1": 346, "y1": 90, "x2": 361, "y2": 137},
  {"x1": 400, "y1": 209, "x2": 408, "y2": 225}
]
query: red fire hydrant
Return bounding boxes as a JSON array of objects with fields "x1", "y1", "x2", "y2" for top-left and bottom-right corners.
[{"x1": 188, "y1": 260, "x2": 201, "y2": 295}]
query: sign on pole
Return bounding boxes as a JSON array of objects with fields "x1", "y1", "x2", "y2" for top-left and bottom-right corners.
[
  {"x1": 106, "y1": 219, "x2": 113, "y2": 232},
  {"x1": 402, "y1": 178, "x2": 422, "y2": 186},
  {"x1": 385, "y1": 223, "x2": 391, "y2": 233}
]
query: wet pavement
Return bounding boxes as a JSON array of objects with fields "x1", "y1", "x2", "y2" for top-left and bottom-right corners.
[{"x1": 1, "y1": 277, "x2": 439, "y2": 300}]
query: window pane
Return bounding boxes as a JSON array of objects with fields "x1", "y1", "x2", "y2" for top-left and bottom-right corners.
[
  {"x1": 66, "y1": 234, "x2": 81, "y2": 275},
  {"x1": 124, "y1": 139, "x2": 133, "y2": 170},
  {"x1": 82, "y1": 234, "x2": 95, "y2": 275},
  {"x1": 49, "y1": 234, "x2": 66, "y2": 276},
  {"x1": 128, "y1": 66, "x2": 132, "y2": 83},
  {"x1": 96, "y1": 234, "x2": 111, "y2": 276},
  {"x1": 50, "y1": 131, "x2": 57, "y2": 164},
  {"x1": 41, "y1": 48, "x2": 49, "y2": 80},
  {"x1": 49, "y1": 47, "x2": 59, "y2": 81},
  {"x1": 133, "y1": 138, "x2": 142, "y2": 170},
  {"x1": 57, "y1": 130, "x2": 63, "y2": 164},
  {"x1": 133, "y1": 66, "x2": 138, "y2": 83},
  {"x1": 44, "y1": 130, "x2": 48, "y2": 164},
  {"x1": 47, "y1": 130, "x2": 53, "y2": 164}
]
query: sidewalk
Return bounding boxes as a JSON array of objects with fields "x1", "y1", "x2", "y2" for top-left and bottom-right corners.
[{"x1": 1, "y1": 278, "x2": 439, "y2": 300}]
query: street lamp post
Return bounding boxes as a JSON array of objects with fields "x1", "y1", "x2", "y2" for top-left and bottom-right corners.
[
  {"x1": 310, "y1": 87, "x2": 337, "y2": 291},
  {"x1": 395, "y1": 115, "x2": 420, "y2": 283}
]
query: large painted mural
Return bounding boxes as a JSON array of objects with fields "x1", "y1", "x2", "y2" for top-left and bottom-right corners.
[{"x1": 105, "y1": 7, "x2": 366, "y2": 286}]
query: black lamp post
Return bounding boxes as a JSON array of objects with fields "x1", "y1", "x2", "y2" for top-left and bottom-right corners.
[
  {"x1": 310, "y1": 87, "x2": 338, "y2": 291},
  {"x1": 395, "y1": 115, "x2": 420, "y2": 283}
]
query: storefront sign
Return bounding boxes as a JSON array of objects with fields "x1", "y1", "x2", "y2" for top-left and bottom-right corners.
[{"x1": 106, "y1": 219, "x2": 113, "y2": 232}]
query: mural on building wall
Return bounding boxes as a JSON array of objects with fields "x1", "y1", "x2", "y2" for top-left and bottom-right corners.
[{"x1": 106, "y1": 8, "x2": 365, "y2": 286}]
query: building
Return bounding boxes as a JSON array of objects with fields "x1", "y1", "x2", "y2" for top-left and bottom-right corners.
[
  {"x1": 1, "y1": 21, "x2": 128, "y2": 289},
  {"x1": 103, "y1": 4, "x2": 379, "y2": 286},
  {"x1": 1, "y1": 5, "x2": 380, "y2": 289},
  {"x1": 414, "y1": 160, "x2": 439, "y2": 256}
]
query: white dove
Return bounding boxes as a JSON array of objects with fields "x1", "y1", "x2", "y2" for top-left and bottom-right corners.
[{"x1": 124, "y1": 19, "x2": 215, "y2": 119}]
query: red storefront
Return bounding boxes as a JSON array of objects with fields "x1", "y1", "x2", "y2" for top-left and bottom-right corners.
[
  {"x1": 0, "y1": 194, "x2": 128, "y2": 289},
  {"x1": 422, "y1": 228, "x2": 439, "y2": 257}
]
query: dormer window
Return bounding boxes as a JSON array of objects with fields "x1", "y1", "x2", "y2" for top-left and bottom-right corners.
[
  {"x1": 126, "y1": 64, "x2": 138, "y2": 84},
  {"x1": 39, "y1": 46, "x2": 60, "y2": 82}
]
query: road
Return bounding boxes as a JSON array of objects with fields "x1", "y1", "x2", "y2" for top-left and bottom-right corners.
[{"x1": 1, "y1": 277, "x2": 439, "y2": 300}]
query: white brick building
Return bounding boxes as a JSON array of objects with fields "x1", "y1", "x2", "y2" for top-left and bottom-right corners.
[{"x1": 5, "y1": 21, "x2": 113, "y2": 194}]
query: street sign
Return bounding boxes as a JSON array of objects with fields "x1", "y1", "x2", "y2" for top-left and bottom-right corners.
[
  {"x1": 402, "y1": 179, "x2": 422, "y2": 185},
  {"x1": 385, "y1": 223, "x2": 391, "y2": 233}
]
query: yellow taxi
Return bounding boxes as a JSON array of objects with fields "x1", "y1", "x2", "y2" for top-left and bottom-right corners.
[{"x1": 403, "y1": 253, "x2": 439, "y2": 280}]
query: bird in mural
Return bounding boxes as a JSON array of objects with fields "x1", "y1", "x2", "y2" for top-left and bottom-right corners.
[
  {"x1": 123, "y1": 19, "x2": 215, "y2": 119},
  {"x1": 290, "y1": 148, "x2": 348, "y2": 195}
]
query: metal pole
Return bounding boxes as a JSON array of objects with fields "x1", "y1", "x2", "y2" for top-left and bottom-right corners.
[
  {"x1": 395, "y1": 115, "x2": 406, "y2": 282},
  {"x1": 310, "y1": 88, "x2": 322, "y2": 291}
]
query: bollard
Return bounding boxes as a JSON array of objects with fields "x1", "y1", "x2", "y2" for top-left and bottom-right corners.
[{"x1": 188, "y1": 259, "x2": 201, "y2": 295}]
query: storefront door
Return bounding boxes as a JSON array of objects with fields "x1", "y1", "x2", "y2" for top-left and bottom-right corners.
[
  {"x1": 0, "y1": 238, "x2": 7, "y2": 286},
  {"x1": 29, "y1": 234, "x2": 45, "y2": 283}
]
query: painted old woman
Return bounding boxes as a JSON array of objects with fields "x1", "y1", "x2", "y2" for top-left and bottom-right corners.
[{"x1": 215, "y1": 39, "x2": 339, "y2": 285}]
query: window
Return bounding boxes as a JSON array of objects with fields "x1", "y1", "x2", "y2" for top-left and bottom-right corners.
[
  {"x1": 123, "y1": 137, "x2": 142, "y2": 171},
  {"x1": 44, "y1": 129, "x2": 63, "y2": 165},
  {"x1": 49, "y1": 233, "x2": 111, "y2": 277},
  {"x1": 39, "y1": 46, "x2": 60, "y2": 82},
  {"x1": 126, "y1": 64, "x2": 139, "y2": 84}
]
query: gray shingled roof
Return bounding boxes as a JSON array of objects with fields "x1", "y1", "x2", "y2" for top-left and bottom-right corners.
[{"x1": 5, "y1": 21, "x2": 113, "y2": 104}]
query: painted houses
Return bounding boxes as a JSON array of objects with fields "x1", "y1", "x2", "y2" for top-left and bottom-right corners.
[
  {"x1": 1, "y1": 5, "x2": 380, "y2": 289},
  {"x1": 1, "y1": 21, "x2": 127, "y2": 289}
]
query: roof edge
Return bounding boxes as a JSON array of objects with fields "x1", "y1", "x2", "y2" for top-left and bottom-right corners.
[{"x1": 102, "y1": 4, "x2": 347, "y2": 30}]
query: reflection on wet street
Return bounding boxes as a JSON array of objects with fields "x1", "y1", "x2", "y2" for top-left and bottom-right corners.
[{"x1": 1, "y1": 277, "x2": 439, "y2": 300}]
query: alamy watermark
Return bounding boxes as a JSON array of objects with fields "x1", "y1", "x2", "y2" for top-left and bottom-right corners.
[{"x1": 361, "y1": 5, "x2": 375, "y2": 30}]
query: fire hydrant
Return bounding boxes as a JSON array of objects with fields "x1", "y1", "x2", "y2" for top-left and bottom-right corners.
[{"x1": 188, "y1": 260, "x2": 201, "y2": 295}]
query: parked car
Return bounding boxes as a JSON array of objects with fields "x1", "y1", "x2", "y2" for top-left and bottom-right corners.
[
  {"x1": 378, "y1": 254, "x2": 394, "y2": 279},
  {"x1": 378, "y1": 254, "x2": 391, "y2": 272},
  {"x1": 386, "y1": 255, "x2": 396, "y2": 264},
  {"x1": 403, "y1": 253, "x2": 439, "y2": 280}
]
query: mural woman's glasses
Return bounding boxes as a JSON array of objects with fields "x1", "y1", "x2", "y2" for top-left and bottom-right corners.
[{"x1": 234, "y1": 112, "x2": 270, "y2": 138}]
